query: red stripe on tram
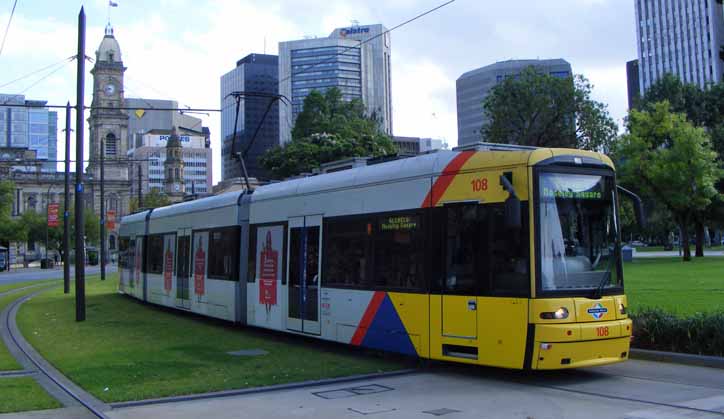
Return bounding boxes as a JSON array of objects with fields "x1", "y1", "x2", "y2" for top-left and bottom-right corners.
[
  {"x1": 350, "y1": 291, "x2": 386, "y2": 346},
  {"x1": 421, "y1": 151, "x2": 475, "y2": 208}
]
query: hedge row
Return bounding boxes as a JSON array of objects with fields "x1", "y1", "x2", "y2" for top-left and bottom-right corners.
[{"x1": 630, "y1": 308, "x2": 724, "y2": 357}]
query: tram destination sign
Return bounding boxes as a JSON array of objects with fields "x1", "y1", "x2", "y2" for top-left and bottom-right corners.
[
  {"x1": 380, "y1": 216, "x2": 418, "y2": 231},
  {"x1": 543, "y1": 188, "x2": 603, "y2": 200}
]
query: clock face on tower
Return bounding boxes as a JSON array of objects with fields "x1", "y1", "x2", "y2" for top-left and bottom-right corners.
[{"x1": 104, "y1": 83, "x2": 115, "y2": 96}]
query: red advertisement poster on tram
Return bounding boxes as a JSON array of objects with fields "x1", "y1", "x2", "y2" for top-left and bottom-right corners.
[
  {"x1": 259, "y1": 231, "x2": 278, "y2": 307},
  {"x1": 194, "y1": 238, "x2": 206, "y2": 296},
  {"x1": 163, "y1": 247, "x2": 173, "y2": 293}
]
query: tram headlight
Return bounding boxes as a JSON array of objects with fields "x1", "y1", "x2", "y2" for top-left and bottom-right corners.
[
  {"x1": 619, "y1": 302, "x2": 627, "y2": 315},
  {"x1": 540, "y1": 307, "x2": 569, "y2": 320}
]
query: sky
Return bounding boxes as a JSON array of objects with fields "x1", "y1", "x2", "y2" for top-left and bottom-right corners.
[{"x1": 0, "y1": 0, "x2": 637, "y2": 185}]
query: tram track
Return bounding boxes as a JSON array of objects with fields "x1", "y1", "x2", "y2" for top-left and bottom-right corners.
[
  {"x1": 422, "y1": 362, "x2": 724, "y2": 417},
  {"x1": 1, "y1": 286, "x2": 109, "y2": 419},
  {"x1": 505, "y1": 366, "x2": 724, "y2": 417},
  {"x1": 533, "y1": 382, "x2": 724, "y2": 417}
]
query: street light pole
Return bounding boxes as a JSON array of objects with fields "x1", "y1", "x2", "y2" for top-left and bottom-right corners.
[
  {"x1": 74, "y1": 7, "x2": 86, "y2": 322},
  {"x1": 45, "y1": 184, "x2": 52, "y2": 267},
  {"x1": 100, "y1": 138, "x2": 105, "y2": 281},
  {"x1": 63, "y1": 102, "x2": 71, "y2": 293}
]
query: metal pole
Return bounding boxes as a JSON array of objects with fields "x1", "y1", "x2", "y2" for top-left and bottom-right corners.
[
  {"x1": 63, "y1": 102, "x2": 71, "y2": 293},
  {"x1": 45, "y1": 184, "x2": 51, "y2": 268},
  {"x1": 229, "y1": 96, "x2": 251, "y2": 190},
  {"x1": 137, "y1": 166, "x2": 142, "y2": 208},
  {"x1": 74, "y1": 7, "x2": 86, "y2": 322},
  {"x1": 100, "y1": 138, "x2": 105, "y2": 281}
]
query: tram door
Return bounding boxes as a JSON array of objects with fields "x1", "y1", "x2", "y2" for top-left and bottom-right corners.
[
  {"x1": 175, "y1": 229, "x2": 192, "y2": 309},
  {"x1": 441, "y1": 204, "x2": 478, "y2": 341},
  {"x1": 287, "y1": 215, "x2": 322, "y2": 335}
]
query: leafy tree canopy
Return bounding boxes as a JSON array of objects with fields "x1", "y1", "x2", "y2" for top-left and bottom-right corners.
[
  {"x1": 261, "y1": 88, "x2": 397, "y2": 179},
  {"x1": 481, "y1": 67, "x2": 618, "y2": 153},
  {"x1": 129, "y1": 188, "x2": 171, "y2": 212},
  {"x1": 616, "y1": 101, "x2": 722, "y2": 260},
  {"x1": 0, "y1": 180, "x2": 26, "y2": 244},
  {"x1": 638, "y1": 73, "x2": 724, "y2": 160}
]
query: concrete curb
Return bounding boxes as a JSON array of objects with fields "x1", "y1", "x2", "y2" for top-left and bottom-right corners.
[
  {"x1": 3, "y1": 287, "x2": 110, "y2": 417},
  {"x1": 630, "y1": 348, "x2": 724, "y2": 369},
  {"x1": 110, "y1": 368, "x2": 419, "y2": 409}
]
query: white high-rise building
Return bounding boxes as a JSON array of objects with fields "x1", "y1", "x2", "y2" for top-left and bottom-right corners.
[
  {"x1": 634, "y1": 0, "x2": 724, "y2": 93},
  {"x1": 278, "y1": 24, "x2": 392, "y2": 145}
]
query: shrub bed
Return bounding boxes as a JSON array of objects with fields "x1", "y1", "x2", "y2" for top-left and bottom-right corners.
[{"x1": 631, "y1": 308, "x2": 724, "y2": 357}]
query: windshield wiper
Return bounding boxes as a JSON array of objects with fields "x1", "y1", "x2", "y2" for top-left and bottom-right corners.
[{"x1": 591, "y1": 271, "x2": 611, "y2": 300}]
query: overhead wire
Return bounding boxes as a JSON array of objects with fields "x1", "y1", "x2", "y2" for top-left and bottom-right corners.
[
  {"x1": 0, "y1": 0, "x2": 18, "y2": 59},
  {"x1": 15, "y1": 58, "x2": 75, "y2": 96},
  {"x1": 0, "y1": 55, "x2": 76, "y2": 90}
]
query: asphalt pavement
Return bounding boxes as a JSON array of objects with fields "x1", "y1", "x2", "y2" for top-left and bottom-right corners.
[
  {"x1": 634, "y1": 250, "x2": 724, "y2": 258},
  {"x1": 101, "y1": 360, "x2": 724, "y2": 419},
  {"x1": 0, "y1": 265, "x2": 115, "y2": 286}
]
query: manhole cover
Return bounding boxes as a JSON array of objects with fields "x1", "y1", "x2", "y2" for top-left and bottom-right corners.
[
  {"x1": 227, "y1": 349, "x2": 268, "y2": 356},
  {"x1": 313, "y1": 384, "x2": 394, "y2": 399},
  {"x1": 422, "y1": 408, "x2": 461, "y2": 416}
]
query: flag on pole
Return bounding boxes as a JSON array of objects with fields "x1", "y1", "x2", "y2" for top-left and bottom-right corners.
[{"x1": 109, "y1": 1, "x2": 118, "y2": 7}]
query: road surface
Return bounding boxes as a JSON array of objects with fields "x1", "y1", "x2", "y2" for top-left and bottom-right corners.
[{"x1": 0, "y1": 265, "x2": 116, "y2": 286}]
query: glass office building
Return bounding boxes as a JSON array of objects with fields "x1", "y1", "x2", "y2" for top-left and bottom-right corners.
[
  {"x1": 289, "y1": 45, "x2": 362, "y2": 116},
  {"x1": 456, "y1": 59, "x2": 572, "y2": 146},
  {"x1": 634, "y1": 0, "x2": 724, "y2": 92},
  {"x1": 220, "y1": 53, "x2": 279, "y2": 180},
  {"x1": 0, "y1": 94, "x2": 58, "y2": 171},
  {"x1": 279, "y1": 24, "x2": 392, "y2": 145}
]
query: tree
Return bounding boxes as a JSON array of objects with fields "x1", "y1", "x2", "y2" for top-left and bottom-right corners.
[
  {"x1": 638, "y1": 73, "x2": 706, "y2": 125},
  {"x1": 0, "y1": 180, "x2": 26, "y2": 245},
  {"x1": 481, "y1": 67, "x2": 618, "y2": 153},
  {"x1": 638, "y1": 74, "x2": 724, "y2": 255},
  {"x1": 15, "y1": 205, "x2": 99, "y2": 259},
  {"x1": 129, "y1": 188, "x2": 171, "y2": 212},
  {"x1": 261, "y1": 88, "x2": 397, "y2": 178},
  {"x1": 617, "y1": 102, "x2": 722, "y2": 261}
]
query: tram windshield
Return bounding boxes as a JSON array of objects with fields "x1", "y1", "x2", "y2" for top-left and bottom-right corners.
[{"x1": 538, "y1": 172, "x2": 621, "y2": 293}]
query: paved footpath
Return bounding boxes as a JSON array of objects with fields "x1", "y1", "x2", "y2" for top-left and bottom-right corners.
[
  {"x1": 101, "y1": 360, "x2": 723, "y2": 419},
  {"x1": 635, "y1": 250, "x2": 724, "y2": 258}
]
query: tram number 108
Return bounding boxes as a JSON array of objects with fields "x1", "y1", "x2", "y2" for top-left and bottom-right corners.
[
  {"x1": 470, "y1": 178, "x2": 488, "y2": 192},
  {"x1": 596, "y1": 326, "x2": 610, "y2": 337}
]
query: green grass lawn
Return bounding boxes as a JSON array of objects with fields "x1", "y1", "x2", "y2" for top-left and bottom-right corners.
[
  {"x1": 0, "y1": 377, "x2": 61, "y2": 413},
  {"x1": 624, "y1": 257, "x2": 724, "y2": 315},
  {"x1": 0, "y1": 285, "x2": 59, "y2": 371},
  {"x1": 0, "y1": 279, "x2": 58, "y2": 294},
  {"x1": 17, "y1": 274, "x2": 407, "y2": 403}
]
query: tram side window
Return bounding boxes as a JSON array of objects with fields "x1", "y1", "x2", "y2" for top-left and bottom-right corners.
[
  {"x1": 488, "y1": 203, "x2": 529, "y2": 296},
  {"x1": 118, "y1": 237, "x2": 129, "y2": 268},
  {"x1": 208, "y1": 226, "x2": 240, "y2": 281},
  {"x1": 323, "y1": 217, "x2": 372, "y2": 288},
  {"x1": 374, "y1": 213, "x2": 425, "y2": 291},
  {"x1": 438, "y1": 203, "x2": 529, "y2": 297},
  {"x1": 443, "y1": 204, "x2": 482, "y2": 295},
  {"x1": 146, "y1": 235, "x2": 164, "y2": 274}
]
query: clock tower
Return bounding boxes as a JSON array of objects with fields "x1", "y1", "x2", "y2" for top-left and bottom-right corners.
[
  {"x1": 164, "y1": 128, "x2": 186, "y2": 202},
  {"x1": 88, "y1": 23, "x2": 129, "y2": 181}
]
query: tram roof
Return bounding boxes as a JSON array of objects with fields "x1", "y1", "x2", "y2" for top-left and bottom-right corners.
[
  {"x1": 251, "y1": 146, "x2": 611, "y2": 203},
  {"x1": 148, "y1": 190, "x2": 244, "y2": 220}
]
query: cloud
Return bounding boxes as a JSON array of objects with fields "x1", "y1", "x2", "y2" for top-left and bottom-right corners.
[{"x1": 3, "y1": 0, "x2": 639, "y2": 183}]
